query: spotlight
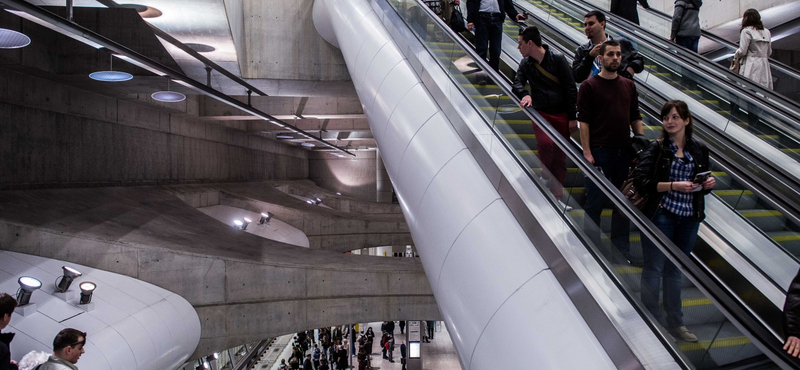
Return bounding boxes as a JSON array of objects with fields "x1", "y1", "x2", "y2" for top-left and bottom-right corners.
[
  {"x1": 314, "y1": 198, "x2": 323, "y2": 205},
  {"x1": 336, "y1": 192, "x2": 341, "y2": 196},
  {"x1": 214, "y1": 353, "x2": 219, "y2": 359},
  {"x1": 16, "y1": 277, "x2": 42, "y2": 306},
  {"x1": 56, "y1": 266, "x2": 82, "y2": 292},
  {"x1": 242, "y1": 217, "x2": 252, "y2": 230},
  {"x1": 79, "y1": 282, "x2": 96, "y2": 304},
  {"x1": 259, "y1": 212, "x2": 273, "y2": 224},
  {"x1": 233, "y1": 220, "x2": 244, "y2": 230},
  {"x1": 306, "y1": 200, "x2": 314, "y2": 204}
]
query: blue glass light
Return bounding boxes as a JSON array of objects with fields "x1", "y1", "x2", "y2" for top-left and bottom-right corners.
[
  {"x1": 89, "y1": 71, "x2": 133, "y2": 82},
  {"x1": 151, "y1": 91, "x2": 186, "y2": 102},
  {"x1": 0, "y1": 29, "x2": 30, "y2": 49}
]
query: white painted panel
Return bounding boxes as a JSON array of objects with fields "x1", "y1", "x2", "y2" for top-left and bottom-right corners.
[
  {"x1": 394, "y1": 113, "x2": 466, "y2": 215},
  {"x1": 363, "y1": 45, "x2": 404, "y2": 115},
  {"x1": 6, "y1": 329, "x2": 49, "y2": 359},
  {"x1": 91, "y1": 326, "x2": 138, "y2": 370},
  {"x1": 35, "y1": 294, "x2": 84, "y2": 322},
  {"x1": 114, "y1": 316, "x2": 157, "y2": 370},
  {"x1": 352, "y1": 30, "x2": 390, "y2": 88},
  {"x1": 132, "y1": 307, "x2": 173, "y2": 370},
  {"x1": 61, "y1": 311, "x2": 109, "y2": 335},
  {"x1": 370, "y1": 65, "x2": 419, "y2": 144},
  {"x1": 77, "y1": 340, "x2": 112, "y2": 369},
  {"x1": 413, "y1": 151, "x2": 501, "y2": 289},
  {"x1": 380, "y1": 84, "x2": 439, "y2": 172},
  {"x1": 165, "y1": 293, "x2": 202, "y2": 356},
  {"x1": 437, "y1": 200, "x2": 549, "y2": 368},
  {"x1": 86, "y1": 297, "x2": 129, "y2": 326},
  {"x1": 343, "y1": 12, "x2": 384, "y2": 72},
  {"x1": 93, "y1": 286, "x2": 147, "y2": 316},
  {"x1": 8, "y1": 311, "x2": 64, "y2": 349},
  {"x1": 470, "y1": 271, "x2": 616, "y2": 370}
]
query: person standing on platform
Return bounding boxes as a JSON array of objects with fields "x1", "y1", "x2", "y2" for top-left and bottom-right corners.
[
  {"x1": 426, "y1": 321, "x2": 435, "y2": 340},
  {"x1": 578, "y1": 40, "x2": 644, "y2": 265},
  {"x1": 734, "y1": 9, "x2": 772, "y2": 90},
  {"x1": 400, "y1": 341, "x2": 407, "y2": 370},
  {"x1": 573, "y1": 11, "x2": 644, "y2": 83},
  {"x1": 513, "y1": 25, "x2": 578, "y2": 211},
  {"x1": 784, "y1": 268, "x2": 800, "y2": 357},
  {"x1": 670, "y1": 0, "x2": 702, "y2": 52},
  {"x1": 399, "y1": 320, "x2": 405, "y2": 334},
  {"x1": 610, "y1": 0, "x2": 650, "y2": 25},
  {"x1": 365, "y1": 327, "x2": 375, "y2": 355},
  {"x1": 466, "y1": 0, "x2": 526, "y2": 72}
]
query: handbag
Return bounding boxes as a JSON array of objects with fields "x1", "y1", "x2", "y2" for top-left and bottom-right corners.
[
  {"x1": 730, "y1": 54, "x2": 741, "y2": 74},
  {"x1": 620, "y1": 139, "x2": 662, "y2": 211},
  {"x1": 449, "y1": 6, "x2": 467, "y2": 33}
]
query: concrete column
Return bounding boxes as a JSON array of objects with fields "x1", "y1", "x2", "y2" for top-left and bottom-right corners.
[{"x1": 376, "y1": 149, "x2": 393, "y2": 203}]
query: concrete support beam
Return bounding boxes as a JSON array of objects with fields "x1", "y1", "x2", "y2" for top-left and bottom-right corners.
[
  {"x1": 271, "y1": 180, "x2": 403, "y2": 214},
  {"x1": 200, "y1": 95, "x2": 363, "y2": 119}
]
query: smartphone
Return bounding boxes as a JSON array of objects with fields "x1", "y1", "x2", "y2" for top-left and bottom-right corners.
[{"x1": 693, "y1": 171, "x2": 711, "y2": 184}]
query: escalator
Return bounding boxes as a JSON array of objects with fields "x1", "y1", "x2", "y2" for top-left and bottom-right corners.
[
  {"x1": 503, "y1": 0, "x2": 800, "y2": 212},
  {"x1": 379, "y1": 0, "x2": 800, "y2": 368}
]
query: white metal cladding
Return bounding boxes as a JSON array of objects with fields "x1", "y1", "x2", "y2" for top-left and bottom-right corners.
[
  {"x1": 0, "y1": 251, "x2": 200, "y2": 370},
  {"x1": 313, "y1": 1, "x2": 617, "y2": 369}
]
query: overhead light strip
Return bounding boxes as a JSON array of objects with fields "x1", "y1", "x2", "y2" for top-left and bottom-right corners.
[{"x1": 0, "y1": 0, "x2": 353, "y2": 156}]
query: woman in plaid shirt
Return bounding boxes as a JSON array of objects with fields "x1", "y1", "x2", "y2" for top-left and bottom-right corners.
[{"x1": 632, "y1": 100, "x2": 716, "y2": 343}]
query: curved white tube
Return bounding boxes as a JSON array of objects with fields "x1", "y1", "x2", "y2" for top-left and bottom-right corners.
[{"x1": 313, "y1": 1, "x2": 618, "y2": 369}]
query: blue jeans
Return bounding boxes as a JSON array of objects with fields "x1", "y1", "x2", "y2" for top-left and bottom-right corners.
[
  {"x1": 676, "y1": 36, "x2": 700, "y2": 53},
  {"x1": 474, "y1": 13, "x2": 504, "y2": 71},
  {"x1": 640, "y1": 208, "x2": 699, "y2": 328},
  {"x1": 583, "y1": 147, "x2": 631, "y2": 260}
]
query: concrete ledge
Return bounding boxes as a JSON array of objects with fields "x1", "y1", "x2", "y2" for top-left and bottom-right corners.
[
  {"x1": 0, "y1": 186, "x2": 435, "y2": 359},
  {"x1": 272, "y1": 180, "x2": 403, "y2": 214}
]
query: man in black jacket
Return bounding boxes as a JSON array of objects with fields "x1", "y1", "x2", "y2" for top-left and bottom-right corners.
[
  {"x1": 610, "y1": 0, "x2": 650, "y2": 25},
  {"x1": 513, "y1": 25, "x2": 578, "y2": 210},
  {"x1": 0, "y1": 294, "x2": 18, "y2": 370},
  {"x1": 466, "y1": 0, "x2": 525, "y2": 72},
  {"x1": 573, "y1": 10, "x2": 644, "y2": 83}
]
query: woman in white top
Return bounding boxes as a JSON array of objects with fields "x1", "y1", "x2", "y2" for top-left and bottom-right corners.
[{"x1": 734, "y1": 9, "x2": 773, "y2": 90}]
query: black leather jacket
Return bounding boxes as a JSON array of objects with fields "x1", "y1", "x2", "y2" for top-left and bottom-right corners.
[
  {"x1": 0, "y1": 332, "x2": 18, "y2": 370},
  {"x1": 632, "y1": 137, "x2": 711, "y2": 221},
  {"x1": 512, "y1": 45, "x2": 578, "y2": 120},
  {"x1": 572, "y1": 34, "x2": 645, "y2": 83},
  {"x1": 466, "y1": 0, "x2": 519, "y2": 24},
  {"x1": 784, "y1": 269, "x2": 800, "y2": 338}
]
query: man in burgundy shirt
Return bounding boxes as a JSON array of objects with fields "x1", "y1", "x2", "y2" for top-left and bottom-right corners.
[{"x1": 578, "y1": 40, "x2": 644, "y2": 265}]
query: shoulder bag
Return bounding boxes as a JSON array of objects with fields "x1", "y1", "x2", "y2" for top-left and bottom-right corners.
[{"x1": 620, "y1": 139, "x2": 662, "y2": 211}]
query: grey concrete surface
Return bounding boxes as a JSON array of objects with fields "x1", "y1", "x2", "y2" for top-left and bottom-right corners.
[
  {"x1": 165, "y1": 181, "x2": 412, "y2": 251},
  {"x1": 271, "y1": 180, "x2": 402, "y2": 214},
  {"x1": 309, "y1": 151, "x2": 380, "y2": 203},
  {"x1": 0, "y1": 186, "x2": 436, "y2": 360}
]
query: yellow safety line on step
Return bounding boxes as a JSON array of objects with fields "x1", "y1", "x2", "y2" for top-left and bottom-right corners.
[
  {"x1": 740, "y1": 210, "x2": 783, "y2": 218},
  {"x1": 772, "y1": 234, "x2": 800, "y2": 242},
  {"x1": 678, "y1": 336, "x2": 751, "y2": 352}
]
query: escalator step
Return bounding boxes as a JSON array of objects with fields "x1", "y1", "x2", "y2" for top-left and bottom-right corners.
[{"x1": 504, "y1": 134, "x2": 536, "y2": 139}]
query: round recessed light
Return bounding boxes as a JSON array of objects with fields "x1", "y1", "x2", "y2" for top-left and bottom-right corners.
[
  {"x1": 301, "y1": 143, "x2": 315, "y2": 147},
  {"x1": 89, "y1": 71, "x2": 133, "y2": 82},
  {"x1": 152, "y1": 91, "x2": 186, "y2": 102},
  {"x1": 120, "y1": 4, "x2": 163, "y2": 18},
  {"x1": 184, "y1": 43, "x2": 216, "y2": 53},
  {"x1": 0, "y1": 28, "x2": 31, "y2": 49},
  {"x1": 276, "y1": 135, "x2": 293, "y2": 139},
  {"x1": 19, "y1": 276, "x2": 42, "y2": 289}
]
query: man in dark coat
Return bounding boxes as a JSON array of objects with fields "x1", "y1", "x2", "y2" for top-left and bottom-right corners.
[
  {"x1": 466, "y1": 0, "x2": 526, "y2": 71},
  {"x1": 0, "y1": 294, "x2": 18, "y2": 370},
  {"x1": 303, "y1": 354, "x2": 314, "y2": 370},
  {"x1": 610, "y1": 0, "x2": 650, "y2": 25}
]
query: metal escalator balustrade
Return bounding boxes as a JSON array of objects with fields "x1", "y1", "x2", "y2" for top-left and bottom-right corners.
[
  {"x1": 511, "y1": 0, "x2": 800, "y2": 192},
  {"x1": 388, "y1": 0, "x2": 798, "y2": 368}
]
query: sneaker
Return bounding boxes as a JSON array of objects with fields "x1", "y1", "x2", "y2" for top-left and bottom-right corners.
[
  {"x1": 558, "y1": 200, "x2": 573, "y2": 211},
  {"x1": 669, "y1": 326, "x2": 698, "y2": 342}
]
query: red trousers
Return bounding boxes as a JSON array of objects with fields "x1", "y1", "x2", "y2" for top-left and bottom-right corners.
[{"x1": 533, "y1": 111, "x2": 570, "y2": 199}]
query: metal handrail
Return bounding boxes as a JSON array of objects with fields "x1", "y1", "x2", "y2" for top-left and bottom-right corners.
[
  {"x1": 0, "y1": 0, "x2": 354, "y2": 155},
  {"x1": 533, "y1": 0, "x2": 800, "y2": 131},
  {"x1": 641, "y1": 5, "x2": 800, "y2": 81},
  {"x1": 406, "y1": 0, "x2": 799, "y2": 367}
]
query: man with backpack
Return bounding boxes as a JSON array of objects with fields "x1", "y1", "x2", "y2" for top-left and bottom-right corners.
[{"x1": 513, "y1": 25, "x2": 578, "y2": 211}]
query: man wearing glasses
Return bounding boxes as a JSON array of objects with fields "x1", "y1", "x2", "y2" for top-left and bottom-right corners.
[{"x1": 36, "y1": 329, "x2": 86, "y2": 370}]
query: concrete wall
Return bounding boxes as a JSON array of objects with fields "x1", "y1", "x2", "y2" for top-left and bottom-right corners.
[
  {"x1": 272, "y1": 180, "x2": 403, "y2": 214},
  {"x1": 309, "y1": 151, "x2": 379, "y2": 202},
  {"x1": 0, "y1": 67, "x2": 309, "y2": 189},
  {"x1": 238, "y1": 0, "x2": 350, "y2": 81}
]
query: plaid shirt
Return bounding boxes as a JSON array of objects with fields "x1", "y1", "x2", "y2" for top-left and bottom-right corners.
[
  {"x1": 423, "y1": 0, "x2": 442, "y2": 15},
  {"x1": 659, "y1": 138, "x2": 695, "y2": 217}
]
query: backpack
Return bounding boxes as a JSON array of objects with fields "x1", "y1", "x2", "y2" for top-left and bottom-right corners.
[{"x1": 449, "y1": 7, "x2": 467, "y2": 33}]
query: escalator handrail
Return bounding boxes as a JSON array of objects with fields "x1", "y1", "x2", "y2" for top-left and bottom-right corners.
[
  {"x1": 527, "y1": 0, "x2": 800, "y2": 134},
  {"x1": 409, "y1": 1, "x2": 799, "y2": 368},
  {"x1": 639, "y1": 4, "x2": 800, "y2": 82}
]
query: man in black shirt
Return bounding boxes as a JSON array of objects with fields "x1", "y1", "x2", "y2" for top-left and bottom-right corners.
[
  {"x1": 578, "y1": 40, "x2": 644, "y2": 265},
  {"x1": 466, "y1": 0, "x2": 525, "y2": 71},
  {"x1": 573, "y1": 10, "x2": 644, "y2": 83},
  {"x1": 512, "y1": 25, "x2": 578, "y2": 210}
]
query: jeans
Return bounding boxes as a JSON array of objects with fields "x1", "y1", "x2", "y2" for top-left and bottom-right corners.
[
  {"x1": 584, "y1": 147, "x2": 631, "y2": 260},
  {"x1": 474, "y1": 13, "x2": 504, "y2": 71},
  {"x1": 533, "y1": 112, "x2": 570, "y2": 200},
  {"x1": 676, "y1": 36, "x2": 700, "y2": 53},
  {"x1": 640, "y1": 208, "x2": 699, "y2": 328}
]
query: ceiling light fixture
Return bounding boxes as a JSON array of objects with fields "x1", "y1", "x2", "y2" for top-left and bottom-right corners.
[
  {"x1": 90, "y1": 55, "x2": 133, "y2": 82},
  {"x1": 16, "y1": 276, "x2": 42, "y2": 306},
  {"x1": 0, "y1": 28, "x2": 31, "y2": 49},
  {"x1": 56, "y1": 266, "x2": 82, "y2": 292},
  {"x1": 152, "y1": 78, "x2": 186, "y2": 102},
  {"x1": 301, "y1": 143, "x2": 315, "y2": 147},
  {"x1": 259, "y1": 212, "x2": 273, "y2": 224},
  {"x1": 79, "y1": 282, "x2": 96, "y2": 304},
  {"x1": 276, "y1": 135, "x2": 293, "y2": 139}
]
